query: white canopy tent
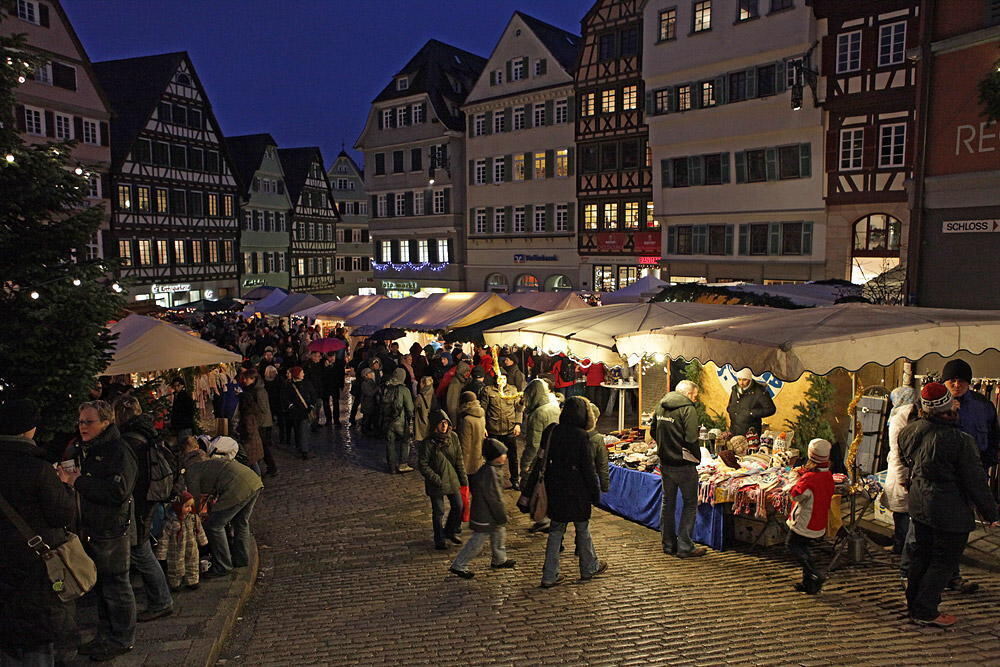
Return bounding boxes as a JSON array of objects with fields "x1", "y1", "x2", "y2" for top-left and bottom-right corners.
[
  {"x1": 392, "y1": 292, "x2": 513, "y2": 332},
  {"x1": 103, "y1": 315, "x2": 242, "y2": 376},
  {"x1": 502, "y1": 292, "x2": 590, "y2": 312},
  {"x1": 241, "y1": 289, "x2": 290, "y2": 317},
  {"x1": 601, "y1": 274, "x2": 668, "y2": 305},
  {"x1": 293, "y1": 295, "x2": 384, "y2": 320},
  {"x1": 483, "y1": 301, "x2": 770, "y2": 366},
  {"x1": 260, "y1": 293, "x2": 325, "y2": 317},
  {"x1": 615, "y1": 303, "x2": 1000, "y2": 381},
  {"x1": 342, "y1": 297, "x2": 427, "y2": 334},
  {"x1": 720, "y1": 281, "x2": 860, "y2": 307}
]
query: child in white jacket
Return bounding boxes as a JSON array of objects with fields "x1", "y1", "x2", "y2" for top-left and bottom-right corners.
[{"x1": 155, "y1": 491, "x2": 208, "y2": 590}]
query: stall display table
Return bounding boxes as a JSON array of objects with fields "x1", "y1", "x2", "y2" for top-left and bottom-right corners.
[
  {"x1": 598, "y1": 465, "x2": 728, "y2": 550},
  {"x1": 601, "y1": 381, "x2": 639, "y2": 432}
]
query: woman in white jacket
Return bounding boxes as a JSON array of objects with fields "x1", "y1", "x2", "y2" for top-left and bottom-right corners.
[{"x1": 883, "y1": 386, "x2": 917, "y2": 555}]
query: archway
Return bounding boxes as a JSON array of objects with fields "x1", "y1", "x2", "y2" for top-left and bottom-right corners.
[
  {"x1": 544, "y1": 274, "x2": 574, "y2": 292},
  {"x1": 514, "y1": 274, "x2": 541, "y2": 293}
]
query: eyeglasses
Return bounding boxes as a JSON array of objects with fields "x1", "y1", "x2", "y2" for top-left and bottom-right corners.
[{"x1": 77, "y1": 419, "x2": 101, "y2": 426}]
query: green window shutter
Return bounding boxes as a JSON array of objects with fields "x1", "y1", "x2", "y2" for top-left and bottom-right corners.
[
  {"x1": 667, "y1": 226, "x2": 677, "y2": 254},
  {"x1": 690, "y1": 82, "x2": 701, "y2": 109},
  {"x1": 544, "y1": 100, "x2": 553, "y2": 126},
  {"x1": 545, "y1": 204, "x2": 555, "y2": 232},
  {"x1": 424, "y1": 190, "x2": 432, "y2": 214},
  {"x1": 545, "y1": 149, "x2": 555, "y2": 178},
  {"x1": 714, "y1": 75, "x2": 727, "y2": 104},
  {"x1": 693, "y1": 225, "x2": 708, "y2": 254},
  {"x1": 567, "y1": 203, "x2": 576, "y2": 232},
  {"x1": 724, "y1": 224, "x2": 734, "y2": 255},
  {"x1": 537, "y1": 58, "x2": 547, "y2": 75},
  {"x1": 486, "y1": 207, "x2": 494, "y2": 233},
  {"x1": 802, "y1": 222, "x2": 813, "y2": 255},
  {"x1": 567, "y1": 148, "x2": 576, "y2": 176},
  {"x1": 525, "y1": 204, "x2": 534, "y2": 230},
  {"x1": 799, "y1": 143, "x2": 812, "y2": 178},
  {"x1": 661, "y1": 158, "x2": 673, "y2": 187},
  {"x1": 524, "y1": 105, "x2": 532, "y2": 128},
  {"x1": 443, "y1": 188, "x2": 451, "y2": 214},
  {"x1": 521, "y1": 57, "x2": 529, "y2": 74},
  {"x1": 746, "y1": 67, "x2": 757, "y2": 98},
  {"x1": 738, "y1": 224, "x2": 749, "y2": 255},
  {"x1": 645, "y1": 91, "x2": 654, "y2": 115},
  {"x1": 765, "y1": 148, "x2": 778, "y2": 181},
  {"x1": 689, "y1": 155, "x2": 704, "y2": 186},
  {"x1": 385, "y1": 192, "x2": 394, "y2": 217},
  {"x1": 486, "y1": 158, "x2": 494, "y2": 184},
  {"x1": 504, "y1": 107, "x2": 513, "y2": 130},
  {"x1": 504, "y1": 206, "x2": 513, "y2": 233},
  {"x1": 567, "y1": 96, "x2": 576, "y2": 120},
  {"x1": 666, "y1": 87, "x2": 675, "y2": 113},
  {"x1": 405, "y1": 191, "x2": 413, "y2": 215},
  {"x1": 484, "y1": 110, "x2": 493, "y2": 135},
  {"x1": 506, "y1": 60, "x2": 513, "y2": 81},
  {"x1": 469, "y1": 208, "x2": 476, "y2": 233},
  {"x1": 468, "y1": 160, "x2": 475, "y2": 185},
  {"x1": 720, "y1": 152, "x2": 731, "y2": 183},
  {"x1": 768, "y1": 222, "x2": 781, "y2": 255},
  {"x1": 504, "y1": 154, "x2": 512, "y2": 181},
  {"x1": 524, "y1": 153, "x2": 533, "y2": 180},
  {"x1": 774, "y1": 61, "x2": 787, "y2": 93},
  {"x1": 489, "y1": 71, "x2": 497, "y2": 86},
  {"x1": 734, "y1": 151, "x2": 746, "y2": 183}
]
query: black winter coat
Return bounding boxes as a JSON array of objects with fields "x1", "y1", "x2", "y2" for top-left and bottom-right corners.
[
  {"x1": 726, "y1": 381, "x2": 776, "y2": 436},
  {"x1": 323, "y1": 357, "x2": 346, "y2": 394},
  {"x1": 0, "y1": 435, "x2": 76, "y2": 649},
  {"x1": 281, "y1": 379, "x2": 317, "y2": 422},
  {"x1": 118, "y1": 415, "x2": 159, "y2": 543},
  {"x1": 542, "y1": 423, "x2": 601, "y2": 522},
  {"x1": 170, "y1": 389, "x2": 195, "y2": 430},
  {"x1": 74, "y1": 424, "x2": 138, "y2": 538},
  {"x1": 654, "y1": 392, "x2": 700, "y2": 467}
]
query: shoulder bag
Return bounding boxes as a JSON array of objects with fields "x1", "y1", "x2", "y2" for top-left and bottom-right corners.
[
  {"x1": 516, "y1": 427, "x2": 553, "y2": 522},
  {"x1": 0, "y1": 489, "x2": 96, "y2": 602},
  {"x1": 291, "y1": 383, "x2": 317, "y2": 423}
]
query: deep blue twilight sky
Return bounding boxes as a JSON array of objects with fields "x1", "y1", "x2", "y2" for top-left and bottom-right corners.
[{"x1": 63, "y1": 0, "x2": 587, "y2": 170}]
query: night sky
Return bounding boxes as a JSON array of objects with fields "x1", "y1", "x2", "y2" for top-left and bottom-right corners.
[{"x1": 63, "y1": 0, "x2": 586, "y2": 170}]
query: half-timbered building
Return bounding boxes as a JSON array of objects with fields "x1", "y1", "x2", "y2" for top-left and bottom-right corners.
[
  {"x1": 575, "y1": 0, "x2": 656, "y2": 293},
  {"x1": 94, "y1": 52, "x2": 239, "y2": 306},
  {"x1": 328, "y1": 151, "x2": 374, "y2": 297},
  {"x1": 645, "y1": 0, "x2": 825, "y2": 284},
  {"x1": 278, "y1": 147, "x2": 339, "y2": 294},
  {"x1": 814, "y1": 0, "x2": 919, "y2": 287},
  {"x1": 225, "y1": 134, "x2": 292, "y2": 295}
]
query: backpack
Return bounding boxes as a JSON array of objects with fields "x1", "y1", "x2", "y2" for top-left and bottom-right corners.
[
  {"x1": 129, "y1": 432, "x2": 181, "y2": 502},
  {"x1": 380, "y1": 385, "x2": 403, "y2": 431},
  {"x1": 558, "y1": 357, "x2": 576, "y2": 383}
]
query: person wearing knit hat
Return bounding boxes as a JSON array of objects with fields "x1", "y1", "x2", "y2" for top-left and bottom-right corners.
[
  {"x1": 457, "y1": 390, "x2": 486, "y2": 476},
  {"x1": 940, "y1": 359, "x2": 998, "y2": 471},
  {"x1": 449, "y1": 438, "x2": 514, "y2": 578},
  {"x1": 897, "y1": 381, "x2": 1000, "y2": 626},
  {"x1": 884, "y1": 386, "x2": 919, "y2": 557},
  {"x1": 785, "y1": 438, "x2": 835, "y2": 595},
  {"x1": 726, "y1": 368, "x2": 776, "y2": 436},
  {"x1": 380, "y1": 367, "x2": 415, "y2": 474},
  {"x1": 0, "y1": 398, "x2": 40, "y2": 437}
]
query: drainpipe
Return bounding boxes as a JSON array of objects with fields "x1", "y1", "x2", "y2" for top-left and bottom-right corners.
[{"x1": 905, "y1": 0, "x2": 934, "y2": 306}]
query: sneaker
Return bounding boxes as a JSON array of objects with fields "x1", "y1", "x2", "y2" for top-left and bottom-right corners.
[
  {"x1": 676, "y1": 547, "x2": 707, "y2": 559},
  {"x1": 581, "y1": 560, "x2": 609, "y2": 581},
  {"x1": 397, "y1": 464, "x2": 414, "y2": 473},
  {"x1": 912, "y1": 613, "x2": 958, "y2": 628},
  {"x1": 446, "y1": 535, "x2": 463, "y2": 545},
  {"x1": 449, "y1": 567, "x2": 475, "y2": 579},
  {"x1": 539, "y1": 575, "x2": 565, "y2": 589},
  {"x1": 88, "y1": 643, "x2": 133, "y2": 662},
  {"x1": 946, "y1": 577, "x2": 979, "y2": 594},
  {"x1": 137, "y1": 606, "x2": 173, "y2": 623},
  {"x1": 491, "y1": 560, "x2": 517, "y2": 569}
]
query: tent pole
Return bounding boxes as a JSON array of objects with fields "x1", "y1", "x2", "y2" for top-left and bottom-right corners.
[{"x1": 637, "y1": 358, "x2": 643, "y2": 429}]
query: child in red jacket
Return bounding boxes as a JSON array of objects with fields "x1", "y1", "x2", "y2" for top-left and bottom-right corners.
[{"x1": 786, "y1": 438, "x2": 835, "y2": 594}]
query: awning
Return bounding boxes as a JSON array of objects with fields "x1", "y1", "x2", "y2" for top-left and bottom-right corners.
[
  {"x1": 260, "y1": 293, "x2": 325, "y2": 317},
  {"x1": 483, "y1": 301, "x2": 771, "y2": 366},
  {"x1": 241, "y1": 289, "x2": 289, "y2": 317},
  {"x1": 614, "y1": 303, "x2": 1000, "y2": 380},
  {"x1": 242, "y1": 286, "x2": 286, "y2": 301},
  {"x1": 103, "y1": 315, "x2": 242, "y2": 376},
  {"x1": 391, "y1": 292, "x2": 514, "y2": 332},
  {"x1": 502, "y1": 292, "x2": 590, "y2": 312},
  {"x1": 342, "y1": 297, "x2": 427, "y2": 332},
  {"x1": 294, "y1": 294, "x2": 385, "y2": 320},
  {"x1": 444, "y1": 307, "x2": 543, "y2": 345}
]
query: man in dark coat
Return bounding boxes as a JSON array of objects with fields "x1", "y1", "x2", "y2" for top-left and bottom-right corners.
[
  {"x1": 654, "y1": 380, "x2": 705, "y2": 559},
  {"x1": 302, "y1": 351, "x2": 326, "y2": 432},
  {"x1": 899, "y1": 382, "x2": 999, "y2": 628},
  {"x1": 539, "y1": 397, "x2": 607, "y2": 588},
  {"x1": 69, "y1": 400, "x2": 139, "y2": 661},
  {"x1": 322, "y1": 351, "x2": 346, "y2": 427},
  {"x1": 941, "y1": 358, "x2": 999, "y2": 469},
  {"x1": 726, "y1": 368, "x2": 776, "y2": 436},
  {"x1": 416, "y1": 411, "x2": 467, "y2": 550},
  {"x1": 169, "y1": 378, "x2": 196, "y2": 440},
  {"x1": 0, "y1": 399, "x2": 76, "y2": 666}
]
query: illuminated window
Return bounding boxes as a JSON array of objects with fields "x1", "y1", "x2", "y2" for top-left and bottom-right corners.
[
  {"x1": 603, "y1": 202, "x2": 619, "y2": 230},
  {"x1": 555, "y1": 149, "x2": 569, "y2": 177},
  {"x1": 155, "y1": 188, "x2": 168, "y2": 213},
  {"x1": 584, "y1": 204, "x2": 598, "y2": 230},
  {"x1": 136, "y1": 186, "x2": 150, "y2": 212},
  {"x1": 191, "y1": 241, "x2": 203, "y2": 264},
  {"x1": 207, "y1": 193, "x2": 218, "y2": 216},
  {"x1": 118, "y1": 240, "x2": 133, "y2": 266},
  {"x1": 601, "y1": 89, "x2": 616, "y2": 113},
  {"x1": 223, "y1": 195, "x2": 233, "y2": 217},
  {"x1": 418, "y1": 240, "x2": 429, "y2": 263},
  {"x1": 156, "y1": 240, "x2": 169, "y2": 265},
  {"x1": 174, "y1": 240, "x2": 186, "y2": 264},
  {"x1": 514, "y1": 154, "x2": 525, "y2": 181},
  {"x1": 647, "y1": 203, "x2": 659, "y2": 228},
  {"x1": 659, "y1": 8, "x2": 677, "y2": 40},
  {"x1": 623, "y1": 202, "x2": 639, "y2": 229},
  {"x1": 399, "y1": 239, "x2": 410, "y2": 262},
  {"x1": 437, "y1": 239, "x2": 449, "y2": 262},
  {"x1": 582, "y1": 93, "x2": 596, "y2": 117},
  {"x1": 622, "y1": 85, "x2": 637, "y2": 111},
  {"x1": 137, "y1": 240, "x2": 151, "y2": 265},
  {"x1": 533, "y1": 152, "x2": 546, "y2": 178},
  {"x1": 117, "y1": 184, "x2": 132, "y2": 210},
  {"x1": 693, "y1": 1, "x2": 712, "y2": 33}
]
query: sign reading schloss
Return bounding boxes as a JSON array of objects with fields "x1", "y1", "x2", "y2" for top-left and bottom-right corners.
[{"x1": 942, "y1": 220, "x2": 1000, "y2": 234}]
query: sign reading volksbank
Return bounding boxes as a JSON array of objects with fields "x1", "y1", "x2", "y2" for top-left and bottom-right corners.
[
  {"x1": 514, "y1": 254, "x2": 558, "y2": 263},
  {"x1": 942, "y1": 219, "x2": 1000, "y2": 233}
]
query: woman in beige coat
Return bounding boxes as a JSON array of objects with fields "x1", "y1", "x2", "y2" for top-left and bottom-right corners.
[
  {"x1": 457, "y1": 391, "x2": 486, "y2": 475},
  {"x1": 414, "y1": 376, "x2": 437, "y2": 442}
]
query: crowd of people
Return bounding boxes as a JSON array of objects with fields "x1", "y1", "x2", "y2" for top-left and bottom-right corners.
[{"x1": 3, "y1": 313, "x2": 999, "y2": 664}]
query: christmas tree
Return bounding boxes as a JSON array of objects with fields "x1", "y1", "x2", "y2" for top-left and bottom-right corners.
[
  {"x1": 785, "y1": 374, "x2": 836, "y2": 450},
  {"x1": 0, "y1": 15, "x2": 124, "y2": 439}
]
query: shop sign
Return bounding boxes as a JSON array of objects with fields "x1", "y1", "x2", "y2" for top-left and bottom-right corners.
[
  {"x1": 381, "y1": 280, "x2": 418, "y2": 291},
  {"x1": 942, "y1": 219, "x2": 1000, "y2": 234},
  {"x1": 243, "y1": 278, "x2": 265, "y2": 287},
  {"x1": 151, "y1": 283, "x2": 191, "y2": 294},
  {"x1": 514, "y1": 254, "x2": 558, "y2": 263},
  {"x1": 716, "y1": 364, "x2": 784, "y2": 399},
  {"x1": 580, "y1": 232, "x2": 661, "y2": 255},
  {"x1": 638, "y1": 256, "x2": 660, "y2": 265}
]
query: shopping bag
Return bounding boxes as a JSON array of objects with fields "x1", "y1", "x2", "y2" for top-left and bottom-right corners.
[{"x1": 460, "y1": 485, "x2": 471, "y2": 522}]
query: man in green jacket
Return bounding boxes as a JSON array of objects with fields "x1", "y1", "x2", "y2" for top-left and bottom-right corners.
[
  {"x1": 521, "y1": 379, "x2": 561, "y2": 532},
  {"x1": 380, "y1": 368, "x2": 415, "y2": 474},
  {"x1": 181, "y1": 441, "x2": 263, "y2": 578},
  {"x1": 416, "y1": 411, "x2": 467, "y2": 550},
  {"x1": 653, "y1": 380, "x2": 705, "y2": 559}
]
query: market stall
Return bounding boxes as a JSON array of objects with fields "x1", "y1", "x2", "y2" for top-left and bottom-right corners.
[
  {"x1": 293, "y1": 294, "x2": 384, "y2": 322},
  {"x1": 443, "y1": 307, "x2": 542, "y2": 346},
  {"x1": 501, "y1": 292, "x2": 590, "y2": 312},
  {"x1": 104, "y1": 314, "x2": 242, "y2": 376},
  {"x1": 601, "y1": 274, "x2": 668, "y2": 305},
  {"x1": 259, "y1": 292, "x2": 325, "y2": 318},
  {"x1": 241, "y1": 288, "x2": 291, "y2": 317}
]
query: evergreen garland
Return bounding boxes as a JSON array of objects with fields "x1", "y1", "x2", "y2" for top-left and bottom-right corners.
[
  {"x1": 651, "y1": 284, "x2": 805, "y2": 310},
  {"x1": 0, "y1": 17, "x2": 125, "y2": 439}
]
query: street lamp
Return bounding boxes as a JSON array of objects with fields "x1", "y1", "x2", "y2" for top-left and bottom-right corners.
[{"x1": 789, "y1": 41, "x2": 820, "y2": 111}]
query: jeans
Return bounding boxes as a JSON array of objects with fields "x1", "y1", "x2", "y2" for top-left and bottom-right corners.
[
  {"x1": 203, "y1": 489, "x2": 260, "y2": 572},
  {"x1": 892, "y1": 512, "x2": 910, "y2": 555},
  {"x1": 542, "y1": 520, "x2": 599, "y2": 584},
  {"x1": 385, "y1": 429, "x2": 408, "y2": 471},
  {"x1": 786, "y1": 531, "x2": 823, "y2": 593},
  {"x1": 85, "y1": 535, "x2": 136, "y2": 649},
  {"x1": 492, "y1": 434, "x2": 518, "y2": 484},
  {"x1": 906, "y1": 521, "x2": 969, "y2": 621},
  {"x1": 660, "y1": 465, "x2": 699, "y2": 553},
  {"x1": 429, "y1": 493, "x2": 463, "y2": 546},
  {"x1": 0, "y1": 644, "x2": 53, "y2": 667},
  {"x1": 288, "y1": 418, "x2": 309, "y2": 454},
  {"x1": 558, "y1": 383, "x2": 580, "y2": 399},
  {"x1": 451, "y1": 527, "x2": 507, "y2": 571},
  {"x1": 130, "y1": 538, "x2": 172, "y2": 612}
]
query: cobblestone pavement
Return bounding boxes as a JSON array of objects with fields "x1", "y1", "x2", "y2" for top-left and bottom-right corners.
[{"x1": 219, "y1": 422, "x2": 1000, "y2": 666}]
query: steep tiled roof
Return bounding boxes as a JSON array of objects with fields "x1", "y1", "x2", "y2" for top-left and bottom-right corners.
[
  {"x1": 515, "y1": 12, "x2": 581, "y2": 74},
  {"x1": 334, "y1": 150, "x2": 364, "y2": 179},
  {"x1": 373, "y1": 39, "x2": 487, "y2": 132},
  {"x1": 224, "y1": 133, "x2": 278, "y2": 198},
  {"x1": 277, "y1": 146, "x2": 324, "y2": 204}
]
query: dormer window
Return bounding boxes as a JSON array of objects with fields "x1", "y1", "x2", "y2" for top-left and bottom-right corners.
[{"x1": 396, "y1": 76, "x2": 409, "y2": 91}]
